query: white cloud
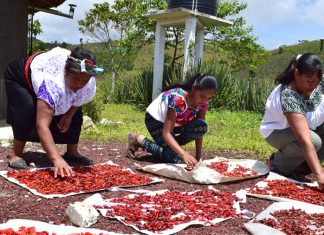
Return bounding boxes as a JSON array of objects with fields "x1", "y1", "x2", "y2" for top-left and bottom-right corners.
[
  {"x1": 240, "y1": 0, "x2": 298, "y2": 25},
  {"x1": 34, "y1": 0, "x2": 324, "y2": 50},
  {"x1": 304, "y1": 0, "x2": 324, "y2": 26},
  {"x1": 34, "y1": 0, "x2": 111, "y2": 43},
  {"x1": 240, "y1": 0, "x2": 324, "y2": 26}
]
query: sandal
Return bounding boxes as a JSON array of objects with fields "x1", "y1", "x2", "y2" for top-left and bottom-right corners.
[
  {"x1": 63, "y1": 152, "x2": 93, "y2": 166},
  {"x1": 267, "y1": 153, "x2": 280, "y2": 174},
  {"x1": 7, "y1": 156, "x2": 27, "y2": 169}
]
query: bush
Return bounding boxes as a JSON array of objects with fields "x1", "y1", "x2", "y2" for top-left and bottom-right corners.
[{"x1": 107, "y1": 61, "x2": 275, "y2": 114}]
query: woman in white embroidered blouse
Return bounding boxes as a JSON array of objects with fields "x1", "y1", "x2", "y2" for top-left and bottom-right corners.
[
  {"x1": 4, "y1": 46, "x2": 103, "y2": 177},
  {"x1": 260, "y1": 53, "x2": 324, "y2": 190}
]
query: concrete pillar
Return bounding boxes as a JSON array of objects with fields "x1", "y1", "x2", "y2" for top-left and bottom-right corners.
[
  {"x1": 194, "y1": 27, "x2": 204, "y2": 65},
  {"x1": 152, "y1": 22, "x2": 166, "y2": 100},
  {"x1": 0, "y1": 0, "x2": 28, "y2": 120},
  {"x1": 183, "y1": 17, "x2": 198, "y2": 78}
]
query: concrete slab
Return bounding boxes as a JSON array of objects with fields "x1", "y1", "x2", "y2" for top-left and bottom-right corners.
[{"x1": 0, "y1": 119, "x2": 13, "y2": 147}]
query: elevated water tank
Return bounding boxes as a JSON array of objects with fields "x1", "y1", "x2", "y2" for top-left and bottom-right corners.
[{"x1": 168, "y1": 0, "x2": 218, "y2": 16}]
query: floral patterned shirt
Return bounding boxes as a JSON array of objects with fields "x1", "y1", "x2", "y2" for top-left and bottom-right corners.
[{"x1": 161, "y1": 88, "x2": 208, "y2": 126}]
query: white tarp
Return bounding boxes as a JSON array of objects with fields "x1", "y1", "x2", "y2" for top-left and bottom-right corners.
[
  {"x1": 137, "y1": 157, "x2": 269, "y2": 184},
  {"x1": 244, "y1": 202, "x2": 324, "y2": 235},
  {"x1": 245, "y1": 172, "x2": 323, "y2": 208},
  {"x1": 0, "y1": 161, "x2": 163, "y2": 198},
  {"x1": 90, "y1": 187, "x2": 251, "y2": 235},
  {"x1": 0, "y1": 219, "x2": 123, "y2": 235}
]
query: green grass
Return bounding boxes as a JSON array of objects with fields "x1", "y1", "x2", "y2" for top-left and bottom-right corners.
[{"x1": 82, "y1": 104, "x2": 275, "y2": 161}]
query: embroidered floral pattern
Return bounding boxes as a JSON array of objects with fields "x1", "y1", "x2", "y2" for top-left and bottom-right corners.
[
  {"x1": 161, "y1": 88, "x2": 208, "y2": 126},
  {"x1": 31, "y1": 47, "x2": 96, "y2": 115},
  {"x1": 281, "y1": 82, "x2": 323, "y2": 115},
  {"x1": 37, "y1": 80, "x2": 55, "y2": 110}
]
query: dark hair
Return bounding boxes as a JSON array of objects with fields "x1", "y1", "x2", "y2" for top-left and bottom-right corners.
[
  {"x1": 162, "y1": 73, "x2": 218, "y2": 92},
  {"x1": 65, "y1": 46, "x2": 97, "y2": 75},
  {"x1": 275, "y1": 53, "x2": 323, "y2": 85}
]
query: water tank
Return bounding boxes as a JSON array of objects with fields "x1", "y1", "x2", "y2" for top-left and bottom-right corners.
[{"x1": 168, "y1": 0, "x2": 218, "y2": 16}]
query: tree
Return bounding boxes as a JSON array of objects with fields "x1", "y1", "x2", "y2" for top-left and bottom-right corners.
[
  {"x1": 28, "y1": 19, "x2": 44, "y2": 53},
  {"x1": 29, "y1": 19, "x2": 43, "y2": 37},
  {"x1": 78, "y1": 0, "x2": 163, "y2": 92},
  {"x1": 208, "y1": 0, "x2": 268, "y2": 73},
  {"x1": 79, "y1": 0, "x2": 267, "y2": 82}
]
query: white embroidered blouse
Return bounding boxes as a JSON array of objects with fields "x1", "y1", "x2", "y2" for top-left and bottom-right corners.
[{"x1": 30, "y1": 47, "x2": 96, "y2": 116}]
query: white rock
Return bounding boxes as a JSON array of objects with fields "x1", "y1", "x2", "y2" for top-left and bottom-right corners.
[
  {"x1": 82, "y1": 116, "x2": 96, "y2": 131},
  {"x1": 66, "y1": 201, "x2": 99, "y2": 227},
  {"x1": 99, "y1": 118, "x2": 112, "y2": 125},
  {"x1": 82, "y1": 193, "x2": 104, "y2": 205}
]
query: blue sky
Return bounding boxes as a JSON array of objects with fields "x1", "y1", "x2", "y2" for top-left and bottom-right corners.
[{"x1": 35, "y1": 0, "x2": 324, "y2": 50}]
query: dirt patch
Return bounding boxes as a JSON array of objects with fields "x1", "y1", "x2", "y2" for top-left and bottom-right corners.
[{"x1": 0, "y1": 140, "x2": 273, "y2": 234}]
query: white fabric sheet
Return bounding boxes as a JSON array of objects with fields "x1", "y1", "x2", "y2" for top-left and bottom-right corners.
[
  {"x1": 137, "y1": 156, "x2": 269, "y2": 184},
  {"x1": 0, "y1": 161, "x2": 163, "y2": 198}
]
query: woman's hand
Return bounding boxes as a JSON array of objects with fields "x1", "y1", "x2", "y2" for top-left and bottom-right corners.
[
  {"x1": 52, "y1": 157, "x2": 74, "y2": 178},
  {"x1": 315, "y1": 171, "x2": 324, "y2": 191},
  {"x1": 57, "y1": 106, "x2": 80, "y2": 133},
  {"x1": 57, "y1": 114, "x2": 72, "y2": 133},
  {"x1": 181, "y1": 152, "x2": 198, "y2": 171}
]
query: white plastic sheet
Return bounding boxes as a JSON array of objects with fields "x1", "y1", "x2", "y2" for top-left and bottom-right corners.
[
  {"x1": 137, "y1": 156, "x2": 269, "y2": 184},
  {"x1": 244, "y1": 202, "x2": 324, "y2": 235},
  {"x1": 91, "y1": 187, "x2": 250, "y2": 235},
  {"x1": 0, "y1": 219, "x2": 122, "y2": 235},
  {"x1": 245, "y1": 172, "x2": 323, "y2": 208},
  {"x1": 0, "y1": 161, "x2": 163, "y2": 198}
]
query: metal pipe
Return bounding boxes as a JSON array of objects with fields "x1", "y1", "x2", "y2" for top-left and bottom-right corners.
[{"x1": 32, "y1": 5, "x2": 76, "y2": 19}]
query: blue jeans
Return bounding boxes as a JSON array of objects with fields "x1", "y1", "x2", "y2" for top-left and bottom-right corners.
[{"x1": 143, "y1": 113, "x2": 207, "y2": 163}]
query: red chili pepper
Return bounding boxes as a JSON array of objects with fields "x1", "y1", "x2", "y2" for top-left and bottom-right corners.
[
  {"x1": 6, "y1": 164, "x2": 154, "y2": 195},
  {"x1": 247, "y1": 179, "x2": 324, "y2": 206},
  {"x1": 207, "y1": 161, "x2": 257, "y2": 177},
  {"x1": 99, "y1": 189, "x2": 240, "y2": 232},
  {"x1": 254, "y1": 208, "x2": 324, "y2": 235}
]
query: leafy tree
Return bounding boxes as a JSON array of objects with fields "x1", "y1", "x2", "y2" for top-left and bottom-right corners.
[
  {"x1": 29, "y1": 19, "x2": 43, "y2": 37},
  {"x1": 28, "y1": 19, "x2": 43, "y2": 53},
  {"x1": 78, "y1": 0, "x2": 164, "y2": 92},
  {"x1": 208, "y1": 0, "x2": 268, "y2": 73},
  {"x1": 79, "y1": 0, "x2": 267, "y2": 83},
  {"x1": 140, "y1": 0, "x2": 267, "y2": 74}
]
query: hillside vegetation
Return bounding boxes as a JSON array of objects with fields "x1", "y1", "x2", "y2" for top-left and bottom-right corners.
[
  {"x1": 77, "y1": 39, "x2": 324, "y2": 160},
  {"x1": 238, "y1": 39, "x2": 324, "y2": 81}
]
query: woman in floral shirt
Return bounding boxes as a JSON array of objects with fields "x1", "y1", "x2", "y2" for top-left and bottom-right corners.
[
  {"x1": 260, "y1": 53, "x2": 324, "y2": 190},
  {"x1": 5, "y1": 47, "x2": 103, "y2": 177},
  {"x1": 127, "y1": 73, "x2": 217, "y2": 170}
]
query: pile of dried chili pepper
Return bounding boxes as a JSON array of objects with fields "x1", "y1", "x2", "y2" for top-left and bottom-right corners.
[
  {"x1": 0, "y1": 227, "x2": 49, "y2": 235},
  {"x1": 247, "y1": 179, "x2": 324, "y2": 206},
  {"x1": 0, "y1": 226, "x2": 107, "y2": 235},
  {"x1": 254, "y1": 208, "x2": 324, "y2": 235},
  {"x1": 6, "y1": 164, "x2": 153, "y2": 195},
  {"x1": 207, "y1": 161, "x2": 257, "y2": 177},
  {"x1": 96, "y1": 188, "x2": 239, "y2": 232}
]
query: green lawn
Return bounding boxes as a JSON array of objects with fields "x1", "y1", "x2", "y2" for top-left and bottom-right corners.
[{"x1": 82, "y1": 103, "x2": 275, "y2": 160}]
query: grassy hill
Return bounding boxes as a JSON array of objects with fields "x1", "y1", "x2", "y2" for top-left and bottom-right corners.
[
  {"x1": 129, "y1": 39, "x2": 324, "y2": 83},
  {"x1": 245, "y1": 39, "x2": 324, "y2": 81}
]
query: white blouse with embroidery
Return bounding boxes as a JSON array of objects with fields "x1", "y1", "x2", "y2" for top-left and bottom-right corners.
[{"x1": 30, "y1": 47, "x2": 96, "y2": 116}]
